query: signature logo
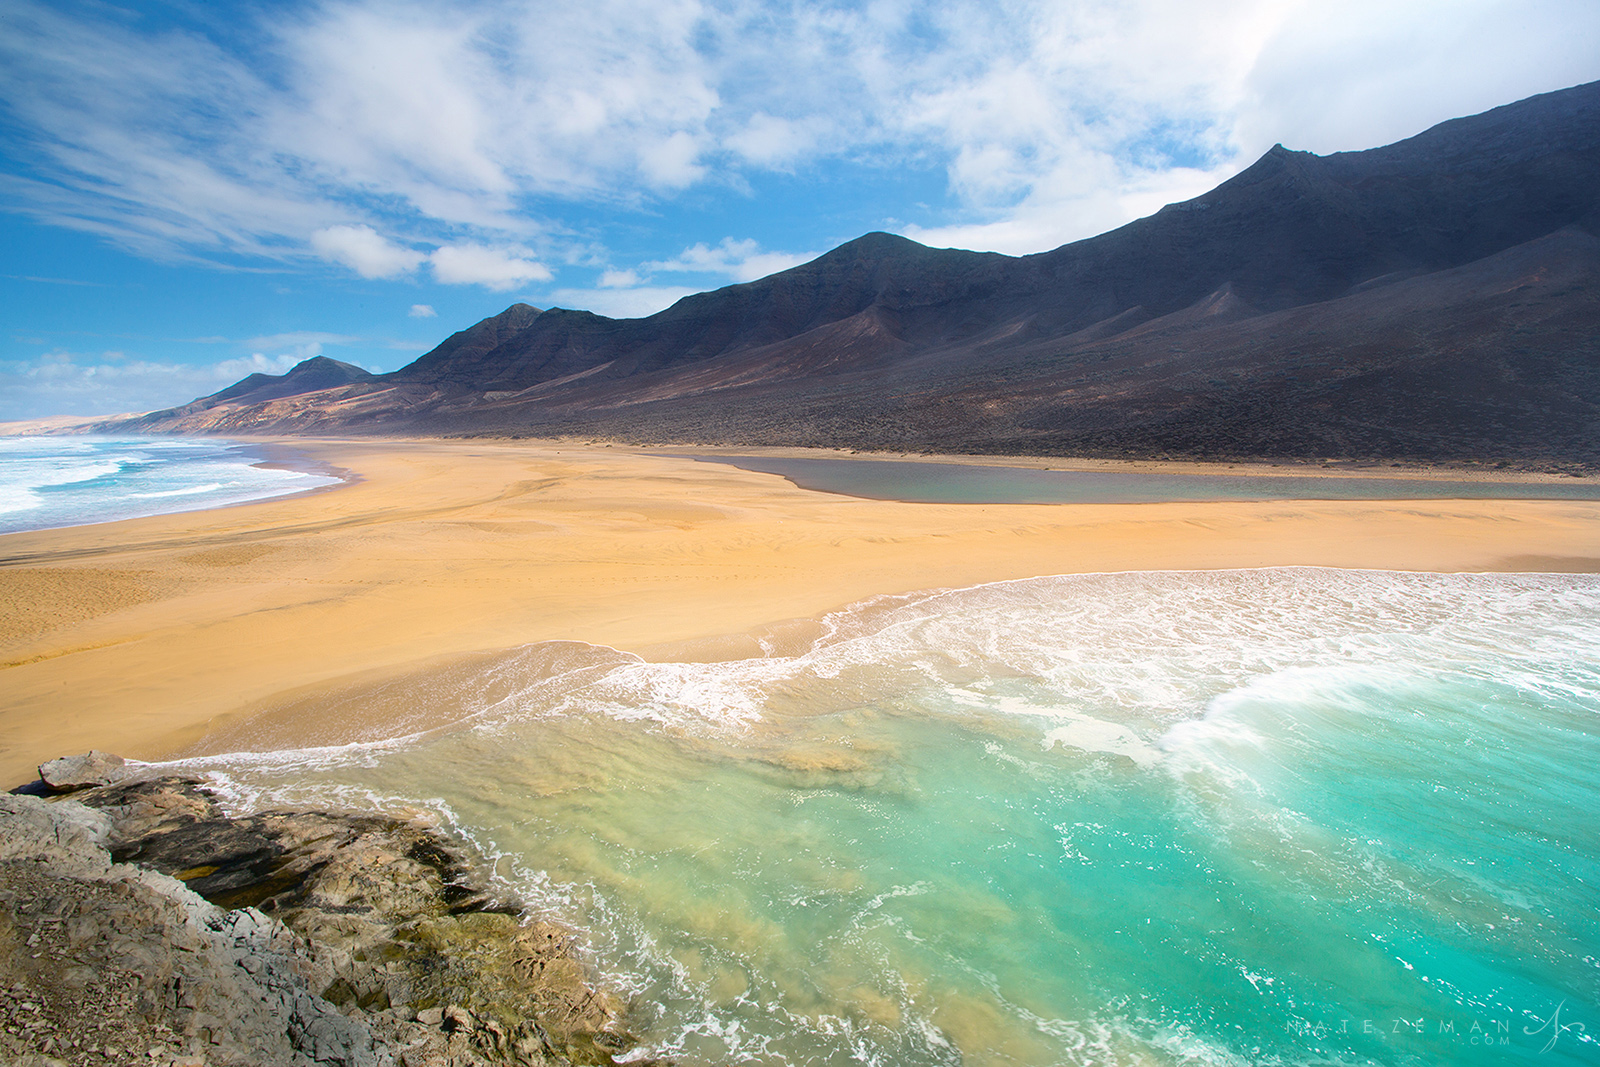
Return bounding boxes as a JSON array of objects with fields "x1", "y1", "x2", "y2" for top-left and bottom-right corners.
[{"x1": 1525, "y1": 1001, "x2": 1586, "y2": 1053}]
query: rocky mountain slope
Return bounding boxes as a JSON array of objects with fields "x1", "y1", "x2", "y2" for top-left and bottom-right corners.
[
  {"x1": 199, "y1": 357, "x2": 374, "y2": 408},
  {"x1": 106, "y1": 81, "x2": 1600, "y2": 465}
]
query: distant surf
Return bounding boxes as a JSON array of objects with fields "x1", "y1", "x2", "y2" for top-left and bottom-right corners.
[{"x1": 0, "y1": 435, "x2": 344, "y2": 535}]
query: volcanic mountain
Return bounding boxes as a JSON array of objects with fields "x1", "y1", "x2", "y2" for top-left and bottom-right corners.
[
  {"x1": 112, "y1": 80, "x2": 1600, "y2": 465},
  {"x1": 187, "y1": 356, "x2": 374, "y2": 408}
]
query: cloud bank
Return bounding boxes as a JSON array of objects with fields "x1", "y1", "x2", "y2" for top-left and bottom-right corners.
[
  {"x1": 1, "y1": 0, "x2": 1597, "y2": 274},
  {"x1": 0, "y1": 334, "x2": 374, "y2": 421},
  {"x1": 0, "y1": 351, "x2": 293, "y2": 420}
]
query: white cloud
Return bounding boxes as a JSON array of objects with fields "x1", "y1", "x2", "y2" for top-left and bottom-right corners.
[
  {"x1": 1241, "y1": 0, "x2": 1600, "y2": 154},
  {"x1": 884, "y1": 0, "x2": 1600, "y2": 250},
  {"x1": 213, "y1": 353, "x2": 304, "y2": 380},
  {"x1": 0, "y1": 2, "x2": 339, "y2": 262},
  {"x1": 904, "y1": 161, "x2": 1241, "y2": 255},
  {"x1": 409, "y1": 304, "x2": 437, "y2": 317},
  {"x1": 0, "y1": 0, "x2": 722, "y2": 262},
  {"x1": 725, "y1": 113, "x2": 825, "y2": 167},
  {"x1": 311, "y1": 225, "x2": 425, "y2": 278},
  {"x1": 638, "y1": 131, "x2": 708, "y2": 188},
  {"x1": 549, "y1": 286, "x2": 700, "y2": 319},
  {"x1": 277, "y1": 0, "x2": 720, "y2": 209},
  {"x1": 645, "y1": 238, "x2": 811, "y2": 282},
  {"x1": 598, "y1": 269, "x2": 641, "y2": 288},
  {"x1": 565, "y1": 237, "x2": 807, "y2": 316},
  {"x1": 0, "y1": 0, "x2": 1597, "y2": 268},
  {"x1": 241, "y1": 331, "x2": 360, "y2": 352},
  {"x1": 0, "y1": 350, "x2": 310, "y2": 420},
  {"x1": 429, "y1": 244, "x2": 553, "y2": 290}
]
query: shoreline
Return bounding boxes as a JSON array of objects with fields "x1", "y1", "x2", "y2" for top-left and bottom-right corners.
[
  {"x1": 9, "y1": 419, "x2": 1594, "y2": 482},
  {"x1": 4, "y1": 436, "x2": 1600, "y2": 786},
  {"x1": 243, "y1": 437, "x2": 364, "y2": 491},
  {"x1": 0, "y1": 434, "x2": 354, "y2": 538}
]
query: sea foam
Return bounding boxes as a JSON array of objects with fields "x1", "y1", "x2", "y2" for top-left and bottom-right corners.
[
  {"x1": 154, "y1": 568, "x2": 1600, "y2": 1066},
  {"x1": 0, "y1": 435, "x2": 341, "y2": 534}
]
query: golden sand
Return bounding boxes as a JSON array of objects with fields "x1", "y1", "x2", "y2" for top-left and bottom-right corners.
[{"x1": 2, "y1": 437, "x2": 1597, "y2": 786}]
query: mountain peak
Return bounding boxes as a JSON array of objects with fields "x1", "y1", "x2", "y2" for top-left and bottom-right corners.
[
  {"x1": 285, "y1": 355, "x2": 368, "y2": 377},
  {"x1": 1215, "y1": 141, "x2": 1327, "y2": 192},
  {"x1": 822, "y1": 231, "x2": 929, "y2": 261},
  {"x1": 399, "y1": 301, "x2": 548, "y2": 384},
  {"x1": 202, "y1": 355, "x2": 372, "y2": 405}
]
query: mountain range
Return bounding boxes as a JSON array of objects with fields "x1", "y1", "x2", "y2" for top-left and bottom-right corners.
[{"x1": 104, "y1": 80, "x2": 1600, "y2": 466}]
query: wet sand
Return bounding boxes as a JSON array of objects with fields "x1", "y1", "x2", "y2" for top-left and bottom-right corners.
[{"x1": 2, "y1": 437, "x2": 1597, "y2": 786}]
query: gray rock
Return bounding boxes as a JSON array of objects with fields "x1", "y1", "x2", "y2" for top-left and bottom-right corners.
[
  {"x1": 37, "y1": 751, "x2": 129, "y2": 792},
  {"x1": 0, "y1": 794, "x2": 387, "y2": 1067},
  {"x1": 0, "y1": 794, "x2": 112, "y2": 874},
  {"x1": 4, "y1": 774, "x2": 649, "y2": 1066}
]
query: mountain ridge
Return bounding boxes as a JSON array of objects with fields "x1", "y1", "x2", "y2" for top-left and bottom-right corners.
[
  {"x1": 102, "y1": 80, "x2": 1600, "y2": 466},
  {"x1": 201, "y1": 355, "x2": 374, "y2": 406}
]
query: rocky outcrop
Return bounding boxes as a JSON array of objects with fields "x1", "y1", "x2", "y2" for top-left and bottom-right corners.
[
  {"x1": 0, "y1": 791, "x2": 381, "y2": 1067},
  {"x1": 36, "y1": 752, "x2": 129, "y2": 793},
  {"x1": 0, "y1": 771, "x2": 650, "y2": 1067}
]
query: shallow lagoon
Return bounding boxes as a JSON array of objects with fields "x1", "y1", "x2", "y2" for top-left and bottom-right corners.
[{"x1": 699, "y1": 455, "x2": 1600, "y2": 504}]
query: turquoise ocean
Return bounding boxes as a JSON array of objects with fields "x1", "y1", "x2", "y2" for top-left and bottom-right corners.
[
  {"x1": 8, "y1": 439, "x2": 1596, "y2": 1063},
  {"x1": 0, "y1": 435, "x2": 341, "y2": 534},
  {"x1": 164, "y1": 568, "x2": 1599, "y2": 1066}
]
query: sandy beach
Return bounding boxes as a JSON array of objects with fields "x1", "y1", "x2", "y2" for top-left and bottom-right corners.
[{"x1": 2, "y1": 436, "x2": 1597, "y2": 787}]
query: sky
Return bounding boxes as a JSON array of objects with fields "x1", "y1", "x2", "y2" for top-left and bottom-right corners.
[{"x1": 2, "y1": 0, "x2": 1598, "y2": 420}]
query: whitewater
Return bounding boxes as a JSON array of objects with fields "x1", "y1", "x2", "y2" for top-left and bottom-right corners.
[
  {"x1": 0, "y1": 435, "x2": 342, "y2": 534},
  {"x1": 152, "y1": 567, "x2": 1599, "y2": 1066}
]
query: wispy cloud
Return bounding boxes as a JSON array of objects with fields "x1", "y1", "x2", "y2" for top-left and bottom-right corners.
[
  {"x1": 212, "y1": 352, "x2": 305, "y2": 380},
  {"x1": 597, "y1": 269, "x2": 641, "y2": 289},
  {"x1": 0, "y1": 349, "x2": 305, "y2": 419},
  {"x1": 644, "y1": 238, "x2": 812, "y2": 283},
  {"x1": 206, "y1": 332, "x2": 353, "y2": 370},
  {"x1": 0, "y1": 1, "x2": 338, "y2": 262},
  {"x1": 408, "y1": 304, "x2": 437, "y2": 318},
  {"x1": 1, "y1": 0, "x2": 1597, "y2": 274},
  {"x1": 1, "y1": 274, "x2": 105, "y2": 287},
  {"x1": 554, "y1": 236, "x2": 808, "y2": 316}
]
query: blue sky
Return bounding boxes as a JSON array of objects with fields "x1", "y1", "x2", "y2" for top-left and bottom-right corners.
[{"x1": 3, "y1": 0, "x2": 1598, "y2": 420}]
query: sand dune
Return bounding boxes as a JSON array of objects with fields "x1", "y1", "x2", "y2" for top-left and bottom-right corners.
[{"x1": 2, "y1": 438, "x2": 1597, "y2": 786}]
